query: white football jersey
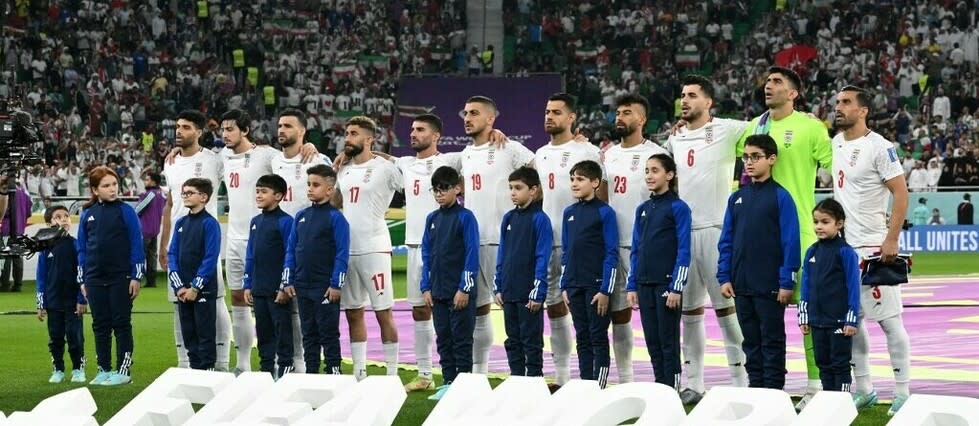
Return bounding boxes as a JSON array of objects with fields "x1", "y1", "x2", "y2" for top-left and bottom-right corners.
[
  {"x1": 271, "y1": 152, "x2": 330, "y2": 216},
  {"x1": 395, "y1": 153, "x2": 463, "y2": 245},
  {"x1": 603, "y1": 140, "x2": 668, "y2": 246},
  {"x1": 337, "y1": 156, "x2": 403, "y2": 254},
  {"x1": 666, "y1": 118, "x2": 750, "y2": 229},
  {"x1": 832, "y1": 131, "x2": 904, "y2": 248},
  {"x1": 222, "y1": 145, "x2": 277, "y2": 240},
  {"x1": 162, "y1": 148, "x2": 223, "y2": 243},
  {"x1": 535, "y1": 141, "x2": 603, "y2": 246},
  {"x1": 461, "y1": 142, "x2": 535, "y2": 244}
]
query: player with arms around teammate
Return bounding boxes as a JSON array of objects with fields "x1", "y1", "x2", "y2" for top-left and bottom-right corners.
[
  {"x1": 334, "y1": 116, "x2": 403, "y2": 380},
  {"x1": 717, "y1": 135, "x2": 801, "y2": 390},
  {"x1": 666, "y1": 75, "x2": 750, "y2": 402},
  {"x1": 737, "y1": 67, "x2": 833, "y2": 407},
  {"x1": 831, "y1": 86, "x2": 911, "y2": 415},
  {"x1": 159, "y1": 110, "x2": 230, "y2": 370},
  {"x1": 601, "y1": 94, "x2": 667, "y2": 383},
  {"x1": 459, "y1": 96, "x2": 535, "y2": 374},
  {"x1": 495, "y1": 166, "x2": 552, "y2": 377},
  {"x1": 537, "y1": 93, "x2": 603, "y2": 386}
]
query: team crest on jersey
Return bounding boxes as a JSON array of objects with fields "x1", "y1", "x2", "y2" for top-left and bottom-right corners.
[
  {"x1": 194, "y1": 162, "x2": 203, "y2": 177},
  {"x1": 630, "y1": 155, "x2": 641, "y2": 171},
  {"x1": 294, "y1": 164, "x2": 302, "y2": 180},
  {"x1": 849, "y1": 148, "x2": 862, "y2": 167},
  {"x1": 243, "y1": 153, "x2": 251, "y2": 168},
  {"x1": 363, "y1": 169, "x2": 373, "y2": 183},
  {"x1": 560, "y1": 152, "x2": 571, "y2": 168},
  {"x1": 426, "y1": 159, "x2": 434, "y2": 173},
  {"x1": 487, "y1": 149, "x2": 496, "y2": 165},
  {"x1": 783, "y1": 130, "x2": 794, "y2": 148},
  {"x1": 705, "y1": 126, "x2": 714, "y2": 144}
]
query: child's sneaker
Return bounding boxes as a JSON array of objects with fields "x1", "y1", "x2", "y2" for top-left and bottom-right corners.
[
  {"x1": 70, "y1": 369, "x2": 86, "y2": 383},
  {"x1": 101, "y1": 372, "x2": 132, "y2": 386},
  {"x1": 89, "y1": 369, "x2": 112, "y2": 385},
  {"x1": 427, "y1": 384, "x2": 451, "y2": 401},
  {"x1": 48, "y1": 371, "x2": 65, "y2": 383}
]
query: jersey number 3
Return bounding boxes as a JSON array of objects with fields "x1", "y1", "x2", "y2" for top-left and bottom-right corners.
[{"x1": 837, "y1": 170, "x2": 845, "y2": 189}]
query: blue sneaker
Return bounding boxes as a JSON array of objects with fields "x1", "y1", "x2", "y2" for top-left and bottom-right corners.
[
  {"x1": 427, "y1": 384, "x2": 451, "y2": 401},
  {"x1": 853, "y1": 390, "x2": 879, "y2": 410},
  {"x1": 70, "y1": 369, "x2": 86, "y2": 383},
  {"x1": 48, "y1": 371, "x2": 65, "y2": 383},
  {"x1": 101, "y1": 372, "x2": 132, "y2": 386},
  {"x1": 888, "y1": 394, "x2": 909, "y2": 416},
  {"x1": 89, "y1": 370, "x2": 112, "y2": 386}
]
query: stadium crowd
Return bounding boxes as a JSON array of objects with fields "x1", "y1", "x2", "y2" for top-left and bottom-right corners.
[{"x1": 0, "y1": 0, "x2": 977, "y2": 214}]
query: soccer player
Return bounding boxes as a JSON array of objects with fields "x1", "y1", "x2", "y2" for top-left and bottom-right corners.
[
  {"x1": 387, "y1": 114, "x2": 462, "y2": 391},
  {"x1": 536, "y1": 93, "x2": 602, "y2": 386},
  {"x1": 666, "y1": 75, "x2": 750, "y2": 402},
  {"x1": 159, "y1": 110, "x2": 231, "y2": 370},
  {"x1": 737, "y1": 67, "x2": 833, "y2": 407},
  {"x1": 334, "y1": 116, "x2": 402, "y2": 380},
  {"x1": 717, "y1": 134, "x2": 801, "y2": 390},
  {"x1": 831, "y1": 86, "x2": 911, "y2": 415},
  {"x1": 459, "y1": 96, "x2": 535, "y2": 374},
  {"x1": 559, "y1": 160, "x2": 618, "y2": 389},
  {"x1": 168, "y1": 178, "x2": 222, "y2": 371},
  {"x1": 272, "y1": 109, "x2": 330, "y2": 373},
  {"x1": 602, "y1": 94, "x2": 667, "y2": 383}
]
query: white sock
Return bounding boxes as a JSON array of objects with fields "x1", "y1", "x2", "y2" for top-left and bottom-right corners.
[
  {"x1": 215, "y1": 299, "x2": 232, "y2": 371},
  {"x1": 472, "y1": 314, "x2": 493, "y2": 374},
  {"x1": 881, "y1": 315, "x2": 911, "y2": 396},
  {"x1": 851, "y1": 317, "x2": 873, "y2": 394},
  {"x1": 549, "y1": 314, "x2": 573, "y2": 385},
  {"x1": 682, "y1": 314, "x2": 706, "y2": 393},
  {"x1": 414, "y1": 320, "x2": 434, "y2": 378},
  {"x1": 717, "y1": 313, "x2": 747, "y2": 387},
  {"x1": 174, "y1": 304, "x2": 189, "y2": 368},
  {"x1": 352, "y1": 341, "x2": 367, "y2": 381},
  {"x1": 612, "y1": 323, "x2": 634, "y2": 383},
  {"x1": 232, "y1": 305, "x2": 254, "y2": 372},
  {"x1": 384, "y1": 342, "x2": 399, "y2": 376},
  {"x1": 290, "y1": 304, "x2": 305, "y2": 373},
  {"x1": 808, "y1": 379, "x2": 823, "y2": 393}
]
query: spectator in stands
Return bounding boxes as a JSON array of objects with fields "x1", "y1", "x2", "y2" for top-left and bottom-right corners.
[
  {"x1": 908, "y1": 161, "x2": 928, "y2": 192},
  {"x1": 928, "y1": 208, "x2": 946, "y2": 225},
  {"x1": 959, "y1": 193, "x2": 974, "y2": 225}
]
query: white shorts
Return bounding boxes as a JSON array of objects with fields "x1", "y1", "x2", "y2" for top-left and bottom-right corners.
[
  {"x1": 682, "y1": 227, "x2": 734, "y2": 311},
  {"x1": 545, "y1": 247, "x2": 566, "y2": 306},
  {"x1": 166, "y1": 235, "x2": 227, "y2": 302},
  {"x1": 610, "y1": 247, "x2": 632, "y2": 312},
  {"x1": 856, "y1": 247, "x2": 904, "y2": 322},
  {"x1": 225, "y1": 239, "x2": 247, "y2": 291},
  {"x1": 406, "y1": 246, "x2": 425, "y2": 307},
  {"x1": 341, "y1": 252, "x2": 394, "y2": 311},
  {"x1": 475, "y1": 245, "x2": 498, "y2": 308}
]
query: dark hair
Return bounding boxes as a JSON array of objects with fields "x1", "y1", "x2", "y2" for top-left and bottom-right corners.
[
  {"x1": 83, "y1": 166, "x2": 121, "y2": 208},
  {"x1": 744, "y1": 134, "x2": 779, "y2": 157},
  {"x1": 840, "y1": 85, "x2": 873, "y2": 115},
  {"x1": 307, "y1": 164, "x2": 336, "y2": 180},
  {"x1": 279, "y1": 108, "x2": 306, "y2": 128},
  {"x1": 814, "y1": 198, "x2": 847, "y2": 239},
  {"x1": 143, "y1": 171, "x2": 161, "y2": 186},
  {"x1": 346, "y1": 115, "x2": 377, "y2": 134},
  {"x1": 413, "y1": 113, "x2": 443, "y2": 133},
  {"x1": 681, "y1": 74, "x2": 715, "y2": 99},
  {"x1": 614, "y1": 94, "x2": 650, "y2": 116},
  {"x1": 256, "y1": 174, "x2": 287, "y2": 195},
  {"x1": 220, "y1": 109, "x2": 251, "y2": 134},
  {"x1": 465, "y1": 96, "x2": 498, "y2": 114},
  {"x1": 431, "y1": 166, "x2": 462, "y2": 189},
  {"x1": 177, "y1": 109, "x2": 206, "y2": 130},
  {"x1": 44, "y1": 205, "x2": 69, "y2": 224},
  {"x1": 548, "y1": 92, "x2": 577, "y2": 111},
  {"x1": 183, "y1": 177, "x2": 214, "y2": 200},
  {"x1": 647, "y1": 153, "x2": 678, "y2": 191},
  {"x1": 767, "y1": 66, "x2": 804, "y2": 93},
  {"x1": 569, "y1": 160, "x2": 602, "y2": 180},
  {"x1": 508, "y1": 166, "x2": 541, "y2": 188}
]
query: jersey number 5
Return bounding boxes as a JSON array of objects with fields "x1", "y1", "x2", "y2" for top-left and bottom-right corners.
[{"x1": 413, "y1": 179, "x2": 420, "y2": 196}]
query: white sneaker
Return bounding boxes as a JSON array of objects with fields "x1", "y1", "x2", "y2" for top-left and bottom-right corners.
[{"x1": 794, "y1": 391, "x2": 816, "y2": 412}]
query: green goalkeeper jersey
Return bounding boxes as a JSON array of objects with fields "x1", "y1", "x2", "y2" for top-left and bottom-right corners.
[{"x1": 738, "y1": 110, "x2": 833, "y2": 252}]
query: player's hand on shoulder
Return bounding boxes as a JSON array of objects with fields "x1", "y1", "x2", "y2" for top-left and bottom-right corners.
[
  {"x1": 165, "y1": 147, "x2": 180, "y2": 165},
  {"x1": 488, "y1": 129, "x2": 509, "y2": 147}
]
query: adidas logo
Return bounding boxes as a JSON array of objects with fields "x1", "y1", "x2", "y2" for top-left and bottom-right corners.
[
  {"x1": 506, "y1": 225, "x2": 511, "y2": 231},
  {"x1": 177, "y1": 227, "x2": 183, "y2": 233},
  {"x1": 87, "y1": 216, "x2": 95, "y2": 222},
  {"x1": 641, "y1": 211, "x2": 646, "y2": 217},
  {"x1": 299, "y1": 218, "x2": 306, "y2": 223},
  {"x1": 735, "y1": 197, "x2": 743, "y2": 205},
  {"x1": 661, "y1": 291, "x2": 669, "y2": 297},
  {"x1": 430, "y1": 223, "x2": 435, "y2": 229},
  {"x1": 809, "y1": 256, "x2": 816, "y2": 263},
  {"x1": 568, "y1": 216, "x2": 575, "y2": 222},
  {"x1": 48, "y1": 252, "x2": 54, "y2": 258},
  {"x1": 251, "y1": 224, "x2": 257, "y2": 230}
]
